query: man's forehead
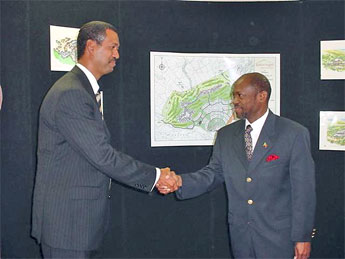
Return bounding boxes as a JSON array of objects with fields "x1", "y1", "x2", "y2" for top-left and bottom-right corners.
[
  {"x1": 233, "y1": 81, "x2": 246, "y2": 91},
  {"x1": 233, "y1": 77, "x2": 252, "y2": 91},
  {"x1": 105, "y1": 29, "x2": 120, "y2": 44}
]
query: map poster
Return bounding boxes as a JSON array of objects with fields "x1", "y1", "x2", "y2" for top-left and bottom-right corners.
[
  {"x1": 320, "y1": 40, "x2": 345, "y2": 80},
  {"x1": 50, "y1": 25, "x2": 79, "y2": 71},
  {"x1": 150, "y1": 52, "x2": 280, "y2": 147},
  {"x1": 319, "y1": 111, "x2": 345, "y2": 151}
]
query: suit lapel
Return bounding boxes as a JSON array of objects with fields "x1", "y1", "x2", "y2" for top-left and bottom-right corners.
[
  {"x1": 248, "y1": 111, "x2": 276, "y2": 172},
  {"x1": 70, "y1": 66, "x2": 98, "y2": 106},
  {"x1": 232, "y1": 120, "x2": 249, "y2": 170}
]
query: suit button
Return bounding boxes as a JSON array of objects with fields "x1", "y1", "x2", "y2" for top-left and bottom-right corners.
[
  {"x1": 246, "y1": 177, "x2": 252, "y2": 183},
  {"x1": 248, "y1": 199, "x2": 254, "y2": 205}
]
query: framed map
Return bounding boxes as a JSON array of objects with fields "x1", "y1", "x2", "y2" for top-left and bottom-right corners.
[
  {"x1": 320, "y1": 40, "x2": 345, "y2": 80},
  {"x1": 320, "y1": 111, "x2": 345, "y2": 151},
  {"x1": 50, "y1": 25, "x2": 79, "y2": 71},
  {"x1": 150, "y1": 52, "x2": 280, "y2": 147}
]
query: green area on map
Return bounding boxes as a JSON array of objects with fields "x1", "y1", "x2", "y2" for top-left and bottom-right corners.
[
  {"x1": 54, "y1": 37, "x2": 77, "y2": 66},
  {"x1": 162, "y1": 71, "x2": 232, "y2": 132},
  {"x1": 54, "y1": 50, "x2": 76, "y2": 65}
]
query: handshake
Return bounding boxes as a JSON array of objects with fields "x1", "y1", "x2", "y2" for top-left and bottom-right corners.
[{"x1": 156, "y1": 168, "x2": 182, "y2": 195}]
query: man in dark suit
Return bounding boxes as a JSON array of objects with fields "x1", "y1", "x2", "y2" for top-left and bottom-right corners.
[
  {"x1": 31, "y1": 21, "x2": 179, "y2": 258},
  {"x1": 158, "y1": 72, "x2": 316, "y2": 259}
]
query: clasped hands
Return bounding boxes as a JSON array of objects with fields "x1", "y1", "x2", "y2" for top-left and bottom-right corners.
[{"x1": 156, "y1": 167, "x2": 182, "y2": 195}]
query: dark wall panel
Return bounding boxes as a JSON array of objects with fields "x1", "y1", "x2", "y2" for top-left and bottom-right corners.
[
  {"x1": 1, "y1": 1, "x2": 40, "y2": 258},
  {"x1": 301, "y1": 2, "x2": 345, "y2": 258},
  {"x1": 1, "y1": 0, "x2": 344, "y2": 258}
]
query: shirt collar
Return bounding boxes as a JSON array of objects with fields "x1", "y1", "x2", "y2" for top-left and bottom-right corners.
[
  {"x1": 245, "y1": 109, "x2": 269, "y2": 131},
  {"x1": 76, "y1": 63, "x2": 100, "y2": 94}
]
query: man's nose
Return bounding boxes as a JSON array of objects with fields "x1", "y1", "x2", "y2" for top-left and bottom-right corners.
[
  {"x1": 232, "y1": 97, "x2": 239, "y2": 105},
  {"x1": 113, "y1": 49, "x2": 119, "y2": 59}
]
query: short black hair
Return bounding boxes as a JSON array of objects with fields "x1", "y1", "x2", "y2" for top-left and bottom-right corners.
[
  {"x1": 238, "y1": 72, "x2": 272, "y2": 102},
  {"x1": 77, "y1": 21, "x2": 117, "y2": 60}
]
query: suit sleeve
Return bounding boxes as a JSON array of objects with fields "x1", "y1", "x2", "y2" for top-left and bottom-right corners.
[
  {"x1": 176, "y1": 132, "x2": 225, "y2": 200},
  {"x1": 289, "y1": 127, "x2": 316, "y2": 242},
  {"x1": 55, "y1": 89, "x2": 156, "y2": 192}
]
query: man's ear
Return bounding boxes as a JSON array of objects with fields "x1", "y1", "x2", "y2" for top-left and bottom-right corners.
[
  {"x1": 85, "y1": 39, "x2": 97, "y2": 56},
  {"x1": 258, "y1": 91, "x2": 268, "y2": 103}
]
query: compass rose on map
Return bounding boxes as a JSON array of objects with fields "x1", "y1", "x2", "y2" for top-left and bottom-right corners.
[{"x1": 158, "y1": 58, "x2": 165, "y2": 70}]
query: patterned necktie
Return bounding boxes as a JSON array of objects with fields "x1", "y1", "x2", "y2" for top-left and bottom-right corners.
[
  {"x1": 96, "y1": 90, "x2": 110, "y2": 190},
  {"x1": 95, "y1": 90, "x2": 103, "y2": 119},
  {"x1": 244, "y1": 125, "x2": 253, "y2": 160}
]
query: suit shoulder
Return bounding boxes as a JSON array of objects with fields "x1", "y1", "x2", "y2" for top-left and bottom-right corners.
[
  {"x1": 52, "y1": 71, "x2": 83, "y2": 90},
  {"x1": 42, "y1": 71, "x2": 89, "y2": 108},
  {"x1": 275, "y1": 115, "x2": 310, "y2": 134},
  {"x1": 48, "y1": 71, "x2": 87, "y2": 97},
  {"x1": 217, "y1": 119, "x2": 243, "y2": 135}
]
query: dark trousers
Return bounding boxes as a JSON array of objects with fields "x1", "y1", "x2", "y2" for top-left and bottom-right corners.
[{"x1": 41, "y1": 243, "x2": 92, "y2": 259}]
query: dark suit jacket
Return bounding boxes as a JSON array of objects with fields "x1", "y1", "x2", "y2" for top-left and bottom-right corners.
[
  {"x1": 176, "y1": 111, "x2": 316, "y2": 258},
  {"x1": 32, "y1": 66, "x2": 156, "y2": 251}
]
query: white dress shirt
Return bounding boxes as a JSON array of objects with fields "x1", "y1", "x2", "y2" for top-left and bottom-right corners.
[
  {"x1": 245, "y1": 109, "x2": 269, "y2": 152},
  {"x1": 76, "y1": 63, "x2": 160, "y2": 191},
  {"x1": 77, "y1": 63, "x2": 100, "y2": 94}
]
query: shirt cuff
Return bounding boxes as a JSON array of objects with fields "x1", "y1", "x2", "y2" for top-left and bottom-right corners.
[{"x1": 150, "y1": 168, "x2": 161, "y2": 192}]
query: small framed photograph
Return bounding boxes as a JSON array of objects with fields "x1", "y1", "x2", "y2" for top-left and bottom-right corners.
[
  {"x1": 319, "y1": 111, "x2": 345, "y2": 151},
  {"x1": 50, "y1": 25, "x2": 79, "y2": 71},
  {"x1": 320, "y1": 40, "x2": 345, "y2": 80}
]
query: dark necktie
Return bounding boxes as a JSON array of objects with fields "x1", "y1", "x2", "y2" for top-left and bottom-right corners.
[{"x1": 244, "y1": 125, "x2": 253, "y2": 160}]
